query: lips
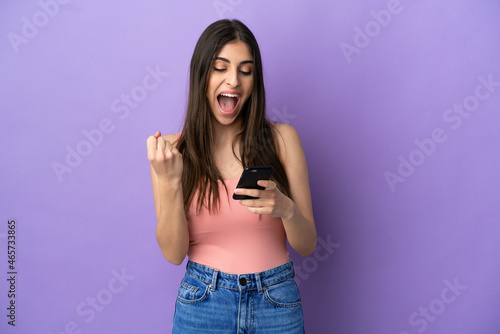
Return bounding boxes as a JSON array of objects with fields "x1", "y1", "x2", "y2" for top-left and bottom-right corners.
[{"x1": 217, "y1": 92, "x2": 240, "y2": 115}]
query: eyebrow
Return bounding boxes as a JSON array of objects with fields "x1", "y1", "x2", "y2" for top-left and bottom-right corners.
[{"x1": 215, "y1": 57, "x2": 253, "y2": 65}]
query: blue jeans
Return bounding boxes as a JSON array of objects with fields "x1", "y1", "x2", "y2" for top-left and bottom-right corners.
[{"x1": 172, "y1": 260, "x2": 305, "y2": 333}]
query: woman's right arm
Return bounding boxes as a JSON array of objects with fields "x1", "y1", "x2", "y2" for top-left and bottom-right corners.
[{"x1": 147, "y1": 131, "x2": 189, "y2": 265}]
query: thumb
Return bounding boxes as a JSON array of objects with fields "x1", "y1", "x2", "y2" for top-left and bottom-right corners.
[{"x1": 154, "y1": 131, "x2": 161, "y2": 138}]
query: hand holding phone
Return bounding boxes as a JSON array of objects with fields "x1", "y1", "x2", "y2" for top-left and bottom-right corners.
[{"x1": 232, "y1": 166, "x2": 274, "y2": 200}]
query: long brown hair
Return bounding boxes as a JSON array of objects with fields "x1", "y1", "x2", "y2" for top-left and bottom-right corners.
[{"x1": 176, "y1": 19, "x2": 290, "y2": 217}]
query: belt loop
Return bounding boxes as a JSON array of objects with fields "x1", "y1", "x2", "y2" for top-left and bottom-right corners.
[
  {"x1": 211, "y1": 269, "x2": 219, "y2": 291},
  {"x1": 255, "y1": 273, "x2": 263, "y2": 294}
]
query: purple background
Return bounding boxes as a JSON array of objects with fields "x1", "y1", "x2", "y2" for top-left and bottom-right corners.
[{"x1": 1, "y1": 0, "x2": 500, "y2": 333}]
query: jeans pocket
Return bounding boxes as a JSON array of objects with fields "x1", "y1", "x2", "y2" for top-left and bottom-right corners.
[
  {"x1": 264, "y1": 278, "x2": 302, "y2": 308},
  {"x1": 176, "y1": 276, "x2": 210, "y2": 305}
]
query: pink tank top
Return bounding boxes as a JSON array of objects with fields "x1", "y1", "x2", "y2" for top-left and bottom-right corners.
[{"x1": 177, "y1": 134, "x2": 290, "y2": 274}]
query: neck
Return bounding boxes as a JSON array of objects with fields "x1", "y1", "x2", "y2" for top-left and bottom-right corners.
[{"x1": 212, "y1": 118, "x2": 243, "y2": 148}]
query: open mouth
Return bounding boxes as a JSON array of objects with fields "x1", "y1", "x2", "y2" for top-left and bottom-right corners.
[{"x1": 217, "y1": 93, "x2": 240, "y2": 115}]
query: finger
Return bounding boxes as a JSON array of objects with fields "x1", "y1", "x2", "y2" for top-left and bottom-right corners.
[
  {"x1": 147, "y1": 136, "x2": 158, "y2": 158},
  {"x1": 234, "y1": 188, "x2": 261, "y2": 198},
  {"x1": 164, "y1": 139, "x2": 173, "y2": 152},
  {"x1": 245, "y1": 206, "x2": 269, "y2": 215},
  {"x1": 257, "y1": 180, "x2": 276, "y2": 190},
  {"x1": 157, "y1": 137, "x2": 166, "y2": 153},
  {"x1": 154, "y1": 131, "x2": 161, "y2": 138},
  {"x1": 239, "y1": 199, "x2": 263, "y2": 207}
]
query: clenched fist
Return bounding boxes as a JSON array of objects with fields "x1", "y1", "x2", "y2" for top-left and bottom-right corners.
[{"x1": 147, "y1": 131, "x2": 183, "y2": 181}]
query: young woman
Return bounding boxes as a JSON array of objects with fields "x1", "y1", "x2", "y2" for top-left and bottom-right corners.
[{"x1": 147, "y1": 19, "x2": 316, "y2": 333}]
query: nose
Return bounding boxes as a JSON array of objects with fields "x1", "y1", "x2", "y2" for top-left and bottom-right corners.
[{"x1": 225, "y1": 67, "x2": 239, "y2": 87}]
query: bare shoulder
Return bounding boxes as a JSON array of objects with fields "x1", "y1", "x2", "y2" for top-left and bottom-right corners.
[
  {"x1": 272, "y1": 123, "x2": 303, "y2": 160},
  {"x1": 273, "y1": 122, "x2": 297, "y2": 136},
  {"x1": 274, "y1": 123, "x2": 299, "y2": 139}
]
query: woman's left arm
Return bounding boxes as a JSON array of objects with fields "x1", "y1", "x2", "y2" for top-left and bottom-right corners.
[{"x1": 234, "y1": 123, "x2": 317, "y2": 256}]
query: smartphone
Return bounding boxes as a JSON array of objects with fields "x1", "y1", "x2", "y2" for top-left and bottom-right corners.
[{"x1": 232, "y1": 166, "x2": 274, "y2": 200}]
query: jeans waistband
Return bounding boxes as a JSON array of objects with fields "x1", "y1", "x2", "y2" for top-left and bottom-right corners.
[{"x1": 185, "y1": 260, "x2": 295, "y2": 294}]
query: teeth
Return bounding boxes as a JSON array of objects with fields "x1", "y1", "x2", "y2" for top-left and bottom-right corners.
[{"x1": 219, "y1": 93, "x2": 239, "y2": 98}]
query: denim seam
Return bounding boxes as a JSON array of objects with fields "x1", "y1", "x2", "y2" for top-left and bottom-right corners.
[
  {"x1": 185, "y1": 270, "x2": 295, "y2": 291},
  {"x1": 263, "y1": 289, "x2": 302, "y2": 308}
]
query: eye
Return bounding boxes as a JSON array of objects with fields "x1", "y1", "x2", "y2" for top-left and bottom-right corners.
[
  {"x1": 213, "y1": 68, "x2": 226, "y2": 72},
  {"x1": 239, "y1": 70, "x2": 252, "y2": 76}
]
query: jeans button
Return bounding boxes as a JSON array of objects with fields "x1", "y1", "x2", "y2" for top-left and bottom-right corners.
[{"x1": 239, "y1": 277, "x2": 247, "y2": 286}]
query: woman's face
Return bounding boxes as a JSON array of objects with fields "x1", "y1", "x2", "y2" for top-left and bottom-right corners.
[{"x1": 207, "y1": 40, "x2": 254, "y2": 127}]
